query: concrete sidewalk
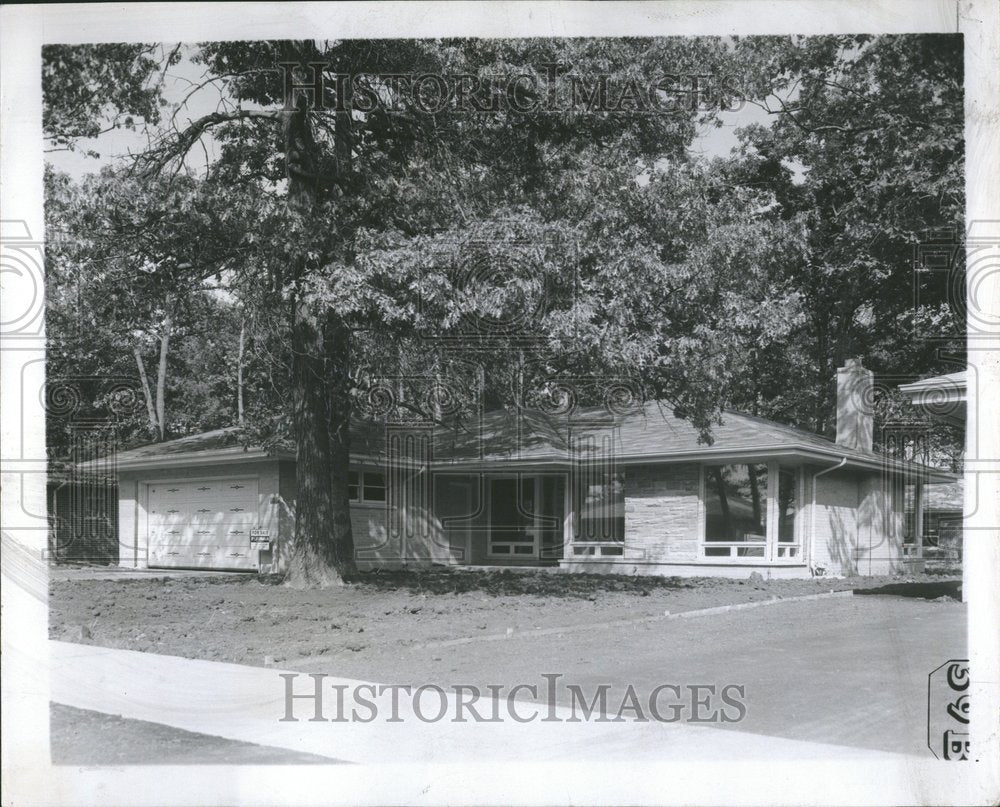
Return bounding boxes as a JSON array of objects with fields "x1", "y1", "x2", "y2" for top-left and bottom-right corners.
[
  {"x1": 49, "y1": 566, "x2": 250, "y2": 582},
  {"x1": 50, "y1": 640, "x2": 919, "y2": 765}
]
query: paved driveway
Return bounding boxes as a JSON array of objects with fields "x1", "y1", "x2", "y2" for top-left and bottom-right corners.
[{"x1": 291, "y1": 594, "x2": 967, "y2": 756}]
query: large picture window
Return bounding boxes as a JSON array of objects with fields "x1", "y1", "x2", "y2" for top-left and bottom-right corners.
[
  {"x1": 702, "y1": 462, "x2": 800, "y2": 561},
  {"x1": 704, "y1": 464, "x2": 768, "y2": 557},
  {"x1": 900, "y1": 480, "x2": 923, "y2": 557},
  {"x1": 776, "y1": 466, "x2": 798, "y2": 558}
]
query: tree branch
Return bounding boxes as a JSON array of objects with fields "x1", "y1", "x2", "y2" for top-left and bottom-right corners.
[{"x1": 136, "y1": 109, "x2": 281, "y2": 176}]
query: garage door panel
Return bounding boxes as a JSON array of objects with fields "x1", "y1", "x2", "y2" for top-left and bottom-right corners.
[
  {"x1": 147, "y1": 477, "x2": 261, "y2": 571},
  {"x1": 150, "y1": 482, "x2": 256, "y2": 503},
  {"x1": 150, "y1": 517, "x2": 257, "y2": 544},
  {"x1": 149, "y1": 544, "x2": 257, "y2": 570},
  {"x1": 150, "y1": 500, "x2": 258, "y2": 517}
]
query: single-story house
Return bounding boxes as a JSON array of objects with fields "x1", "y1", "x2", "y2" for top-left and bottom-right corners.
[{"x1": 81, "y1": 360, "x2": 953, "y2": 579}]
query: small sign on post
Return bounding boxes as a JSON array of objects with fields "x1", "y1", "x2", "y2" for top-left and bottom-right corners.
[{"x1": 249, "y1": 528, "x2": 271, "y2": 551}]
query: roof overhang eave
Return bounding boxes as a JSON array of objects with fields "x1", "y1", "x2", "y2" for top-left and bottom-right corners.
[
  {"x1": 430, "y1": 443, "x2": 957, "y2": 482},
  {"x1": 75, "y1": 440, "x2": 957, "y2": 484},
  {"x1": 76, "y1": 445, "x2": 294, "y2": 472}
]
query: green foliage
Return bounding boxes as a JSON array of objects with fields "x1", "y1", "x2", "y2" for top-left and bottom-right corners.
[{"x1": 169, "y1": 38, "x2": 802, "y2": 439}]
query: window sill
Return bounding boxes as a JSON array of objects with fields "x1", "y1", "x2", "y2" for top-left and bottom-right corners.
[
  {"x1": 571, "y1": 543, "x2": 626, "y2": 558},
  {"x1": 696, "y1": 558, "x2": 807, "y2": 565}
]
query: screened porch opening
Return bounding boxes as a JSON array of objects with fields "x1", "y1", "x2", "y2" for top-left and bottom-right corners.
[
  {"x1": 486, "y1": 474, "x2": 566, "y2": 560},
  {"x1": 433, "y1": 472, "x2": 566, "y2": 565}
]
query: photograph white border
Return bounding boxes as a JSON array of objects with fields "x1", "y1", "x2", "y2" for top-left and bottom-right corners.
[{"x1": 2, "y1": 2, "x2": 997, "y2": 805}]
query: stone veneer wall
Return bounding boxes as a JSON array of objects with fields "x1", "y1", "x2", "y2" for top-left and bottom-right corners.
[{"x1": 622, "y1": 463, "x2": 701, "y2": 564}]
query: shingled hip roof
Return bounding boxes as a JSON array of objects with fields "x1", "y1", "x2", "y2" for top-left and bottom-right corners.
[{"x1": 79, "y1": 401, "x2": 955, "y2": 483}]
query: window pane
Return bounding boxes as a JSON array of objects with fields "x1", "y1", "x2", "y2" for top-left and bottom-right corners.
[
  {"x1": 577, "y1": 471, "x2": 624, "y2": 542},
  {"x1": 704, "y1": 464, "x2": 767, "y2": 542},
  {"x1": 363, "y1": 471, "x2": 386, "y2": 502},
  {"x1": 778, "y1": 467, "x2": 797, "y2": 543},
  {"x1": 348, "y1": 470, "x2": 359, "y2": 501},
  {"x1": 902, "y1": 482, "x2": 918, "y2": 545}
]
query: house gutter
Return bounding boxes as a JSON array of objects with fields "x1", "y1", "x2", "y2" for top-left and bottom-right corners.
[
  {"x1": 809, "y1": 456, "x2": 848, "y2": 575},
  {"x1": 429, "y1": 446, "x2": 954, "y2": 481}
]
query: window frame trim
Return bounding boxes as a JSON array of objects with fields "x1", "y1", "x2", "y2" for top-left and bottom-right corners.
[
  {"x1": 349, "y1": 468, "x2": 387, "y2": 505},
  {"x1": 698, "y1": 460, "x2": 803, "y2": 564},
  {"x1": 572, "y1": 469, "x2": 626, "y2": 545}
]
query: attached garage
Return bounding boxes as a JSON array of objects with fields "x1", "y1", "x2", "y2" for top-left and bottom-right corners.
[
  {"x1": 90, "y1": 427, "x2": 395, "y2": 574},
  {"x1": 95, "y1": 430, "x2": 294, "y2": 573}
]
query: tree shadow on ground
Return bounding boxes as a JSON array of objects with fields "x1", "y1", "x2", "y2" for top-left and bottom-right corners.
[
  {"x1": 350, "y1": 567, "x2": 715, "y2": 598},
  {"x1": 853, "y1": 579, "x2": 961, "y2": 600}
]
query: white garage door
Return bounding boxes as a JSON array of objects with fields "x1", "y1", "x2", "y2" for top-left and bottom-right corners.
[{"x1": 147, "y1": 477, "x2": 259, "y2": 570}]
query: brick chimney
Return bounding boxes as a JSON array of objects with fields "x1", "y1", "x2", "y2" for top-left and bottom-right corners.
[{"x1": 836, "y1": 358, "x2": 874, "y2": 452}]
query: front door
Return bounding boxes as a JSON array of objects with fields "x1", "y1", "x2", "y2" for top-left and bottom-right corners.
[{"x1": 488, "y1": 476, "x2": 538, "y2": 558}]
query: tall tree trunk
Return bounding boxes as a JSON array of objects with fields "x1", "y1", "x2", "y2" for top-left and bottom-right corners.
[
  {"x1": 155, "y1": 311, "x2": 171, "y2": 440},
  {"x1": 284, "y1": 298, "x2": 351, "y2": 587},
  {"x1": 133, "y1": 345, "x2": 158, "y2": 436},
  {"x1": 236, "y1": 318, "x2": 246, "y2": 426},
  {"x1": 814, "y1": 315, "x2": 829, "y2": 434},
  {"x1": 325, "y1": 313, "x2": 357, "y2": 576},
  {"x1": 282, "y1": 70, "x2": 356, "y2": 588}
]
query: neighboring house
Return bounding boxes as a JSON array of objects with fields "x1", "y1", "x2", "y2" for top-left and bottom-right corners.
[
  {"x1": 899, "y1": 369, "x2": 966, "y2": 564},
  {"x1": 47, "y1": 461, "x2": 118, "y2": 565},
  {"x1": 81, "y1": 360, "x2": 953, "y2": 579},
  {"x1": 898, "y1": 370, "x2": 966, "y2": 427},
  {"x1": 921, "y1": 481, "x2": 963, "y2": 560}
]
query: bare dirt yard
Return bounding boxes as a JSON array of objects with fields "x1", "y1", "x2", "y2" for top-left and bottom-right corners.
[{"x1": 48, "y1": 567, "x2": 961, "y2": 668}]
